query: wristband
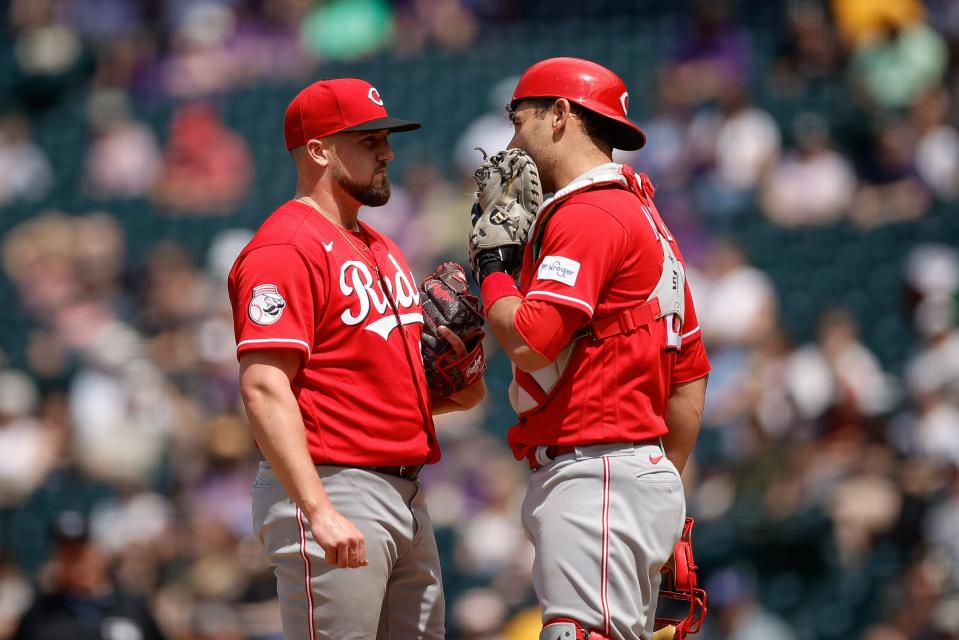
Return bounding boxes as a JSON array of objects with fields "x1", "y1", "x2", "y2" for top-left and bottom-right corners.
[
  {"x1": 480, "y1": 271, "x2": 522, "y2": 317},
  {"x1": 475, "y1": 252, "x2": 507, "y2": 283}
]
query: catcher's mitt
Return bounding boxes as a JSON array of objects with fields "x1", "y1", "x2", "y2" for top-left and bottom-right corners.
[
  {"x1": 469, "y1": 148, "x2": 542, "y2": 283},
  {"x1": 420, "y1": 262, "x2": 486, "y2": 397}
]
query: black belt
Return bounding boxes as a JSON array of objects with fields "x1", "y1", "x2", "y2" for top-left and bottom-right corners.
[
  {"x1": 527, "y1": 439, "x2": 660, "y2": 470},
  {"x1": 368, "y1": 464, "x2": 423, "y2": 481}
]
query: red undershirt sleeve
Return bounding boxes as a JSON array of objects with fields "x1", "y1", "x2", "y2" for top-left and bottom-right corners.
[{"x1": 514, "y1": 298, "x2": 590, "y2": 362}]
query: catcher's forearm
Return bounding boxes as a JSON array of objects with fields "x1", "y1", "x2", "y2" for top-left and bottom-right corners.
[
  {"x1": 485, "y1": 296, "x2": 551, "y2": 372},
  {"x1": 662, "y1": 375, "x2": 708, "y2": 474}
]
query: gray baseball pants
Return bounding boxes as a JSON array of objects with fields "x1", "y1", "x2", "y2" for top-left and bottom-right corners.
[
  {"x1": 522, "y1": 442, "x2": 686, "y2": 640},
  {"x1": 252, "y1": 463, "x2": 444, "y2": 640}
]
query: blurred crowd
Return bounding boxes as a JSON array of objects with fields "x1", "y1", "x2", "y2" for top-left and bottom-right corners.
[{"x1": 1, "y1": 0, "x2": 958, "y2": 639}]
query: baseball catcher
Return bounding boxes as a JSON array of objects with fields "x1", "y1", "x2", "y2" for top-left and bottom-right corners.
[
  {"x1": 468, "y1": 58, "x2": 711, "y2": 640},
  {"x1": 420, "y1": 262, "x2": 487, "y2": 397},
  {"x1": 469, "y1": 148, "x2": 543, "y2": 283}
]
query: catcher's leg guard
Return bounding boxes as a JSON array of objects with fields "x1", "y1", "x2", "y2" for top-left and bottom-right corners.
[{"x1": 540, "y1": 618, "x2": 612, "y2": 640}]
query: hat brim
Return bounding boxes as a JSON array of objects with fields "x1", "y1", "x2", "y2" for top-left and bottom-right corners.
[{"x1": 341, "y1": 116, "x2": 421, "y2": 134}]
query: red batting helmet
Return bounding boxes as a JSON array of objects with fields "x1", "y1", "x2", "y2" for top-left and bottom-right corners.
[{"x1": 511, "y1": 57, "x2": 646, "y2": 151}]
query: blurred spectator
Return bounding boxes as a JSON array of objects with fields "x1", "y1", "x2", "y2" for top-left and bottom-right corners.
[
  {"x1": 0, "y1": 112, "x2": 52, "y2": 206},
  {"x1": 926, "y1": 470, "x2": 959, "y2": 589},
  {"x1": 926, "y1": 0, "x2": 959, "y2": 45},
  {"x1": 1, "y1": 212, "x2": 120, "y2": 321},
  {"x1": 629, "y1": 74, "x2": 695, "y2": 190},
  {"x1": 848, "y1": 18, "x2": 948, "y2": 110},
  {"x1": 453, "y1": 457, "x2": 528, "y2": 580},
  {"x1": 454, "y1": 76, "x2": 517, "y2": 178},
  {"x1": 228, "y1": 0, "x2": 312, "y2": 82},
  {"x1": 0, "y1": 369, "x2": 56, "y2": 507},
  {"x1": 449, "y1": 587, "x2": 509, "y2": 640},
  {"x1": 392, "y1": 0, "x2": 479, "y2": 55},
  {"x1": 703, "y1": 567, "x2": 796, "y2": 640},
  {"x1": 830, "y1": 0, "x2": 925, "y2": 49},
  {"x1": 62, "y1": 0, "x2": 145, "y2": 43},
  {"x1": 688, "y1": 85, "x2": 781, "y2": 215},
  {"x1": 302, "y1": 0, "x2": 393, "y2": 60},
  {"x1": 909, "y1": 87, "x2": 959, "y2": 201},
  {"x1": 692, "y1": 241, "x2": 778, "y2": 349},
  {"x1": 668, "y1": 0, "x2": 751, "y2": 108},
  {"x1": 8, "y1": 0, "x2": 92, "y2": 109},
  {"x1": 84, "y1": 90, "x2": 162, "y2": 199},
  {"x1": 0, "y1": 558, "x2": 31, "y2": 640},
  {"x1": 68, "y1": 319, "x2": 174, "y2": 486},
  {"x1": 787, "y1": 309, "x2": 898, "y2": 423},
  {"x1": 850, "y1": 120, "x2": 931, "y2": 228},
  {"x1": 11, "y1": 510, "x2": 166, "y2": 640},
  {"x1": 90, "y1": 33, "x2": 163, "y2": 101},
  {"x1": 770, "y1": 0, "x2": 843, "y2": 95},
  {"x1": 828, "y1": 446, "x2": 902, "y2": 566},
  {"x1": 184, "y1": 414, "x2": 256, "y2": 539},
  {"x1": 161, "y1": 3, "x2": 238, "y2": 99},
  {"x1": 761, "y1": 112, "x2": 856, "y2": 227},
  {"x1": 151, "y1": 104, "x2": 252, "y2": 215}
]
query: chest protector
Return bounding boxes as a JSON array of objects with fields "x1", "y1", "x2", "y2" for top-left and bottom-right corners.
[{"x1": 509, "y1": 164, "x2": 686, "y2": 417}]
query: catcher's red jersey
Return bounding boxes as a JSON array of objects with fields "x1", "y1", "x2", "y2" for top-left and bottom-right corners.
[
  {"x1": 228, "y1": 200, "x2": 439, "y2": 466},
  {"x1": 508, "y1": 180, "x2": 710, "y2": 460}
]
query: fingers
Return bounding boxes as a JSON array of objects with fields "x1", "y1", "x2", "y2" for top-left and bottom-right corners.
[
  {"x1": 332, "y1": 539, "x2": 368, "y2": 569},
  {"x1": 323, "y1": 537, "x2": 367, "y2": 569},
  {"x1": 313, "y1": 513, "x2": 367, "y2": 569},
  {"x1": 437, "y1": 326, "x2": 467, "y2": 357}
]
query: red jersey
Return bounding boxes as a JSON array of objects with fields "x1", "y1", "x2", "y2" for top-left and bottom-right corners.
[
  {"x1": 507, "y1": 165, "x2": 710, "y2": 460},
  {"x1": 228, "y1": 200, "x2": 439, "y2": 467}
]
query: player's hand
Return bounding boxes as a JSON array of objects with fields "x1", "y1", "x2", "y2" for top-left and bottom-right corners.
[{"x1": 309, "y1": 507, "x2": 368, "y2": 569}]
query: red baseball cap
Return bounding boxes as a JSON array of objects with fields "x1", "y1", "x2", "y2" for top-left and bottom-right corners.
[{"x1": 284, "y1": 78, "x2": 421, "y2": 150}]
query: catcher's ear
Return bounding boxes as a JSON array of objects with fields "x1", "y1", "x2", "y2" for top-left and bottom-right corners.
[{"x1": 550, "y1": 98, "x2": 572, "y2": 133}]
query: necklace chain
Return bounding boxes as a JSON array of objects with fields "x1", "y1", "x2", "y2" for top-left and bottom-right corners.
[{"x1": 294, "y1": 195, "x2": 379, "y2": 274}]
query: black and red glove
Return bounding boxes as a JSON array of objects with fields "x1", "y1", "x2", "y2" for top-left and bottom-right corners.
[{"x1": 419, "y1": 262, "x2": 486, "y2": 397}]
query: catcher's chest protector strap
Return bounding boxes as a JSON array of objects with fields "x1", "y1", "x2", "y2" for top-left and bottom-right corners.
[{"x1": 531, "y1": 166, "x2": 685, "y2": 343}]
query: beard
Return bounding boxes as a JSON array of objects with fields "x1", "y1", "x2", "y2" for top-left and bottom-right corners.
[{"x1": 333, "y1": 165, "x2": 391, "y2": 207}]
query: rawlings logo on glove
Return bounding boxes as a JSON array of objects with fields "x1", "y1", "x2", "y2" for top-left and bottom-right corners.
[
  {"x1": 420, "y1": 262, "x2": 486, "y2": 397},
  {"x1": 468, "y1": 148, "x2": 543, "y2": 283}
]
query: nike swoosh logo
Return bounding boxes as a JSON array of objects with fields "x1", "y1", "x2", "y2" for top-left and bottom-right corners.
[
  {"x1": 323, "y1": 241, "x2": 334, "y2": 252},
  {"x1": 649, "y1": 454, "x2": 664, "y2": 464}
]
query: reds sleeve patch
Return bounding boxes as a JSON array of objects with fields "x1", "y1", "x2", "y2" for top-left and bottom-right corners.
[
  {"x1": 249, "y1": 284, "x2": 287, "y2": 325},
  {"x1": 537, "y1": 256, "x2": 581, "y2": 286}
]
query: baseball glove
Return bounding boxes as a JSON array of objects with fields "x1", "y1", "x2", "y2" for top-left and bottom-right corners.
[
  {"x1": 420, "y1": 262, "x2": 487, "y2": 397},
  {"x1": 468, "y1": 148, "x2": 543, "y2": 283}
]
